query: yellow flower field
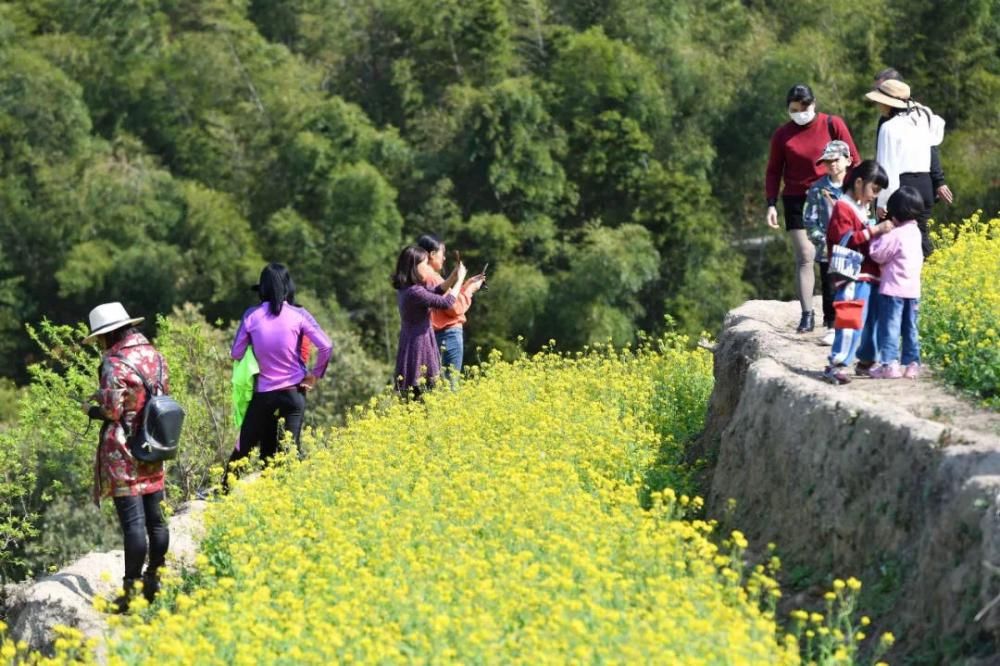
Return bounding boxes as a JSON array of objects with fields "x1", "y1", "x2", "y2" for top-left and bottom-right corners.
[
  {"x1": 924, "y1": 214, "x2": 1000, "y2": 407},
  {"x1": 104, "y1": 337, "x2": 805, "y2": 664}
]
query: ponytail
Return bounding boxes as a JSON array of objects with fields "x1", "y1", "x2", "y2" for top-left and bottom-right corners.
[{"x1": 256, "y1": 263, "x2": 293, "y2": 316}]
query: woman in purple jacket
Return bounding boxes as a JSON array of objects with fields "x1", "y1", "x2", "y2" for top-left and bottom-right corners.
[{"x1": 226, "y1": 263, "x2": 332, "y2": 477}]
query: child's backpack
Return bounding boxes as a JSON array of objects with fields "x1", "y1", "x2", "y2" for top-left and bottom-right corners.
[{"x1": 113, "y1": 353, "x2": 185, "y2": 463}]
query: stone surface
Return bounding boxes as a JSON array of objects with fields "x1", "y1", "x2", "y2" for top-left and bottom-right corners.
[
  {"x1": 704, "y1": 298, "x2": 1000, "y2": 657},
  {"x1": 4, "y1": 499, "x2": 206, "y2": 655}
]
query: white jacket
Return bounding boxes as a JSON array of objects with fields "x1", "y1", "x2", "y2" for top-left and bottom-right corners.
[{"x1": 876, "y1": 105, "x2": 946, "y2": 209}]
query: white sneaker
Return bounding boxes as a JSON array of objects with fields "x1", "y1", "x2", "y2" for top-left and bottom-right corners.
[{"x1": 822, "y1": 329, "x2": 835, "y2": 345}]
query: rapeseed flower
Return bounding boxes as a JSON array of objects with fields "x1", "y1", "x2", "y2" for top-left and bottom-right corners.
[
  {"x1": 102, "y1": 337, "x2": 807, "y2": 663},
  {"x1": 924, "y1": 214, "x2": 1000, "y2": 407}
]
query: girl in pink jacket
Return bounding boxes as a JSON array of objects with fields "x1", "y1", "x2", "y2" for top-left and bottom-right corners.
[{"x1": 868, "y1": 186, "x2": 926, "y2": 379}]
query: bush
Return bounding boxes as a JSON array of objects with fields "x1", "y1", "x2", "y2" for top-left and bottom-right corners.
[
  {"x1": 0, "y1": 301, "x2": 391, "y2": 583},
  {"x1": 923, "y1": 214, "x2": 1000, "y2": 407}
]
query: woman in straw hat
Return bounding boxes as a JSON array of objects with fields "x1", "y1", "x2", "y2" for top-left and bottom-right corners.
[
  {"x1": 865, "y1": 78, "x2": 945, "y2": 257},
  {"x1": 82, "y1": 302, "x2": 170, "y2": 611},
  {"x1": 765, "y1": 83, "x2": 860, "y2": 334}
]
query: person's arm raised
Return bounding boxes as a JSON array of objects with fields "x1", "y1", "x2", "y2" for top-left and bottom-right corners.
[{"x1": 447, "y1": 262, "x2": 468, "y2": 298}]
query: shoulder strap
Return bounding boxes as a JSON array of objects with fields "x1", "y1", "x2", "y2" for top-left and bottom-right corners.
[
  {"x1": 827, "y1": 114, "x2": 836, "y2": 140},
  {"x1": 110, "y1": 352, "x2": 163, "y2": 397}
]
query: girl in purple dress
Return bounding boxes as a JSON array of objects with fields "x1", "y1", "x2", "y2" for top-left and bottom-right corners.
[{"x1": 392, "y1": 246, "x2": 475, "y2": 395}]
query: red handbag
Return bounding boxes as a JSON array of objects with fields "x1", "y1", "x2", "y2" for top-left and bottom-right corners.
[{"x1": 833, "y1": 299, "x2": 865, "y2": 330}]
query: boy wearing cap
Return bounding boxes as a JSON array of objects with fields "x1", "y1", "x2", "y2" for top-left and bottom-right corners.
[{"x1": 803, "y1": 140, "x2": 852, "y2": 341}]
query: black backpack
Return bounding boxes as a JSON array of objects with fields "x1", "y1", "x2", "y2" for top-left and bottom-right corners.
[{"x1": 112, "y1": 353, "x2": 185, "y2": 463}]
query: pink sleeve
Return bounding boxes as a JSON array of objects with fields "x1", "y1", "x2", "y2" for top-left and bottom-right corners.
[{"x1": 868, "y1": 231, "x2": 899, "y2": 265}]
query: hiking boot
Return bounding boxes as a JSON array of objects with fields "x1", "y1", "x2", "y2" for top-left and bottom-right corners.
[
  {"x1": 870, "y1": 361, "x2": 903, "y2": 379},
  {"x1": 903, "y1": 362, "x2": 921, "y2": 379},
  {"x1": 823, "y1": 365, "x2": 851, "y2": 385},
  {"x1": 113, "y1": 577, "x2": 139, "y2": 614},
  {"x1": 142, "y1": 569, "x2": 161, "y2": 604},
  {"x1": 854, "y1": 361, "x2": 875, "y2": 377},
  {"x1": 797, "y1": 311, "x2": 815, "y2": 333}
]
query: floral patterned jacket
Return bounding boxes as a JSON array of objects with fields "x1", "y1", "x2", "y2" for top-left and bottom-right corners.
[{"x1": 92, "y1": 331, "x2": 168, "y2": 503}]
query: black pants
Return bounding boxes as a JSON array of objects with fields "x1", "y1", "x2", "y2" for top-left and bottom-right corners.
[
  {"x1": 230, "y1": 388, "x2": 306, "y2": 463},
  {"x1": 113, "y1": 490, "x2": 168, "y2": 582},
  {"x1": 818, "y1": 261, "x2": 836, "y2": 326},
  {"x1": 898, "y1": 172, "x2": 935, "y2": 257}
]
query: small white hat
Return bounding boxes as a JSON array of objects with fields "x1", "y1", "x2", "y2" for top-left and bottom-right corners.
[{"x1": 83, "y1": 302, "x2": 144, "y2": 342}]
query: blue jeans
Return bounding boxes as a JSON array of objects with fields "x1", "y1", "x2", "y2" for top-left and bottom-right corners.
[
  {"x1": 856, "y1": 281, "x2": 880, "y2": 364},
  {"x1": 435, "y1": 326, "x2": 464, "y2": 381},
  {"x1": 828, "y1": 280, "x2": 873, "y2": 367},
  {"x1": 877, "y1": 295, "x2": 921, "y2": 365}
]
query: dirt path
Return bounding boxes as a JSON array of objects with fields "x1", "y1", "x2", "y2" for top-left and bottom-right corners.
[{"x1": 739, "y1": 296, "x2": 1000, "y2": 440}]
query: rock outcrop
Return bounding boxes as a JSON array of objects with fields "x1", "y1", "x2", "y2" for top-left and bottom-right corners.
[
  {"x1": 704, "y1": 299, "x2": 1000, "y2": 657},
  {"x1": 3, "y1": 499, "x2": 206, "y2": 655}
]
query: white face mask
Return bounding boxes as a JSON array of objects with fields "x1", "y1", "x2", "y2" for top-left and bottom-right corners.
[{"x1": 789, "y1": 105, "x2": 816, "y2": 125}]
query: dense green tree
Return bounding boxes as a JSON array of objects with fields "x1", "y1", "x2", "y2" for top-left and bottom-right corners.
[
  {"x1": 0, "y1": 0, "x2": 995, "y2": 379},
  {"x1": 544, "y1": 224, "x2": 660, "y2": 347}
]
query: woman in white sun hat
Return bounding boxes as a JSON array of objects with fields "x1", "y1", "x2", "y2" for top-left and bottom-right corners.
[
  {"x1": 83, "y1": 302, "x2": 170, "y2": 611},
  {"x1": 865, "y1": 78, "x2": 945, "y2": 257}
]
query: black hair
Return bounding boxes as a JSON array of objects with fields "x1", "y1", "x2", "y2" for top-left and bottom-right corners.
[
  {"x1": 786, "y1": 83, "x2": 815, "y2": 107},
  {"x1": 104, "y1": 325, "x2": 139, "y2": 348},
  {"x1": 391, "y1": 246, "x2": 429, "y2": 290},
  {"x1": 845, "y1": 160, "x2": 889, "y2": 199},
  {"x1": 887, "y1": 186, "x2": 925, "y2": 222},
  {"x1": 257, "y1": 263, "x2": 293, "y2": 316},
  {"x1": 416, "y1": 235, "x2": 444, "y2": 255},
  {"x1": 874, "y1": 67, "x2": 902, "y2": 83}
]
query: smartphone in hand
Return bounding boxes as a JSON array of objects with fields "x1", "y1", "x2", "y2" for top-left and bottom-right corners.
[{"x1": 478, "y1": 262, "x2": 489, "y2": 291}]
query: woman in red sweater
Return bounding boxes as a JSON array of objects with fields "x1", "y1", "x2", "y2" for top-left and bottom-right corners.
[{"x1": 765, "y1": 84, "x2": 860, "y2": 333}]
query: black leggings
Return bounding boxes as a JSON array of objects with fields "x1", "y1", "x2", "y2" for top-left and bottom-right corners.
[
  {"x1": 230, "y1": 388, "x2": 306, "y2": 463},
  {"x1": 113, "y1": 490, "x2": 168, "y2": 582},
  {"x1": 898, "y1": 172, "x2": 935, "y2": 257}
]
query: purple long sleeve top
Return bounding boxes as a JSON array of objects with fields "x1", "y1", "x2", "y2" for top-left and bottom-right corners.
[{"x1": 231, "y1": 302, "x2": 333, "y2": 392}]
